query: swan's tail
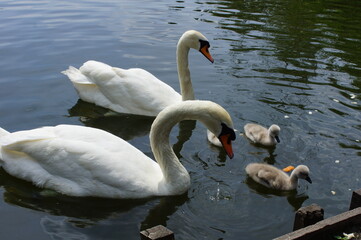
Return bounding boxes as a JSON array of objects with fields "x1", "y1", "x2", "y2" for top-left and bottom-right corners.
[
  {"x1": 62, "y1": 66, "x2": 93, "y2": 84},
  {"x1": 0, "y1": 127, "x2": 10, "y2": 161},
  {"x1": 0, "y1": 127, "x2": 10, "y2": 138}
]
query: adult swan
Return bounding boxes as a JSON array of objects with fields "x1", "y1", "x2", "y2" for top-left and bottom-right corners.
[
  {"x1": 62, "y1": 30, "x2": 214, "y2": 117},
  {"x1": 0, "y1": 101, "x2": 236, "y2": 199}
]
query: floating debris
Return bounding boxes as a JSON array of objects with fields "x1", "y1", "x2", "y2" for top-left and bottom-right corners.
[
  {"x1": 283, "y1": 166, "x2": 295, "y2": 172},
  {"x1": 351, "y1": 101, "x2": 357, "y2": 105},
  {"x1": 334, "y1": 232, "x2": 356, "y2": 240},
  {"x1": 335, "y1": 160, "x2": 340, "y2": 164},
  {"x1": 333, "y1": 99, "x2": 340, "y2": 103},
  {"x1": 350, "y1": 93, "x2": 356, "y2": 99},
  {"x1": 331, "y1": 191, "x2": 336, "y2": 195},
  {"x1": 342, "y1": 232, "x2": 355, "y2": 240},
  {"x1": 308, "y1": 111, "x2": 313, "y2": 115},
  {"x1": 284, "y1": 115, "x2": 290, "y2": 119}
]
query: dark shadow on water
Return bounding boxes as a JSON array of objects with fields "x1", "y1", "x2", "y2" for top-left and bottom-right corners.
[
  {"x1": 262, "y1": 147, "x2": 277, "y2": 164},
  {"x1": 0, "y1": 169, "x2": 148, "y2": 221},
  {"x1": 209, "y1": 144, "x2": 228, "y2": 165},
  {"x1": 242, "y1": 134, "x2": 279, "y2": 164},
  {"x1": 0, "y1": 168, "x2": 188, "y2": 228},
  {"x1": 245, "y1": 177, "x2": 309, "y2": 211},
  {"x1": 140, "y1": 193, "x2": 188, "y2": 230},
  {"x1": 172, "y1": 120, "x2": 196, "y2": 159},
  {"x1": 68, "y1": 99, "x2": 155, "y2": 140}
]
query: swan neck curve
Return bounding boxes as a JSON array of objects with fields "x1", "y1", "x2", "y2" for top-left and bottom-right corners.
[
  {"x1": 177, "y1": 40, "x2": 194, "y2": 101},
  {"x1": 150, "y1": 106, "x2": 191, "y2": 194}
]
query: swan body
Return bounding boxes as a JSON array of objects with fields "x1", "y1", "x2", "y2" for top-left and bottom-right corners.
[
  {"x1": 62, "y1": 30, "x2": 214, "y2": 117},
  {"x1": 0, "y1": 100, "x2": 236, "y2": 199},
  {"x1": 244, "y1": 123, "x2": 280, "y2": 146},
  {"x1": 63, "y1": 30, "x2": 220, "y2": 146},
  {"x1": 245, "y1": 163, "x2": 312, "y2": 191}
]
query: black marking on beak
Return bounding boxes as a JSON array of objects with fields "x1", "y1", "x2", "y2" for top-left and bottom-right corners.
[{"x1": 217, "y1": 123, "x2": 236, "y2": 159}]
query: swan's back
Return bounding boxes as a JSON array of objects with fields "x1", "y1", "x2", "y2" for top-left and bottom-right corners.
[
  {"x1": 244, "y1": 123, "x2": 280, "y2": 146},
  {"x1": 63, "y1": 60, "x2": 181, "y2": 116},
  {"x1": 0, "y1": 125, "x2": 163, "y2": 198},
  {"x1": 244, "y1": 124, "x2": 267, "y2": 142},
  {"x1": 245, "y1": 163, "x2": 291, "y2": 190}
]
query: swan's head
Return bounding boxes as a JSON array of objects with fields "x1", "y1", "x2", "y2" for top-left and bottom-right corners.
[
  {"x1": 294, "y1": 165, "x2": 312, "y2": 184},
  {"x1": 152, "y1": 100, "x2": 236, "y2": 159},
  {"x1": 194, "y1": 101, "x2": 236, "y2": 159},
  {"x1": 179, "y1": 30, "x2": 214, "y2": 63},
  {"x1": 269, "y1": 124, "x2": 280, "y2": 143}
]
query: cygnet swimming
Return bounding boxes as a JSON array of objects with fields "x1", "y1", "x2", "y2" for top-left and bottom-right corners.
[
  {"x1": 245, "y1": 163, "x2": 312, "y2": 190},
  {"x1": 244, "y1": 123, "x2": 280, "y2": 146}
]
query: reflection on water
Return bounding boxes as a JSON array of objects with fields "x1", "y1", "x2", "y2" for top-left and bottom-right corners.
[
  {"x1": 245, "y1": 177, "x2": 309, "y2": 211},
  {"x1": 0, "y1": 169, "x2": 148, "y2": 221},
  {"x1": 1, "y1": 167, "x2": 188, "y2": 237},
  {"x1": 68, "y1": 100, "x2": 154, "y2": 141}
]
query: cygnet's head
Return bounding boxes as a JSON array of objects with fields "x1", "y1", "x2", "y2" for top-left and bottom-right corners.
[
  {"x1": 269, "y1": 124, "x2": 281, "y2": 143},
  {"x1": 178, "y1": 30, "x2": 214, "y2": 63},
  {"x1": 294, "y1": 165, "x2": 312, "y2": 183}
]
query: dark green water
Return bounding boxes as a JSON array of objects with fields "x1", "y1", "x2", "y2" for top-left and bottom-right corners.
[{"x1": 0, "y1": 0, "x2": 360, "y2": 239}]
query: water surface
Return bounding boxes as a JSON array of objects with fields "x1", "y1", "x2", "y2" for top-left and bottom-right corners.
[{"x1": 0, "y1": 0, "x2": 360, "y2": 239}]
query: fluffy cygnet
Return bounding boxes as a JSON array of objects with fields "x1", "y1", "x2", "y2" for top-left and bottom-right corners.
[
  {"x1": 244, "y1": 123, "x2": 280, "y2": 146},
  {"x1": 245, "y1": 163, "x2": 312, "y2": 191}
]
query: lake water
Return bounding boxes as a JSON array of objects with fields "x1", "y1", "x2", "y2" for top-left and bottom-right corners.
[{"x1": 0, "y1": 0, "x2": 360, "y2": 239}]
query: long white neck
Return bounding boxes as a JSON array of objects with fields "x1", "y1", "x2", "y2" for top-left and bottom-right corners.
[
  {"x1": 177, "y1": 40, "x2": 194, "y2": 101},
  {"x1": 150, "y1": 101, "x2": 223, "y2": 195},
  {"x1": 150, "y1": 104, "x2": 191, "y2": 195}
]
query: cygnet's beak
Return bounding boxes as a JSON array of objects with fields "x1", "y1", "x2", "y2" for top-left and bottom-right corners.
[
  {"x1": 305, "y1": 176, "x2": 312, "y2": 184},
  {"x1": 275, "y1": 136, "x2": 280, "y2": 143}
]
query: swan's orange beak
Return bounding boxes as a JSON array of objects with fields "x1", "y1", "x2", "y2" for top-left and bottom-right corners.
[
  {"x1": 219, "y1": 134, "x2": 234, "y2": 159},
  {"x1": 200, "y1": 45, "x2": 214, "y2": 63}
]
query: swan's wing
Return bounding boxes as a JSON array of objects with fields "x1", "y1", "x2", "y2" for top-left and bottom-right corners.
[
  {"x1": 0, "y1": 125, "x2": 162, "y2": 198},
  {"x1": 256, "y1": 169, "x2": 276, "y2": 187},
  {"x1": 75, "y1": 61, "x2": 181, "y2": 116},
  {"x1": 62, "y1": 64, "x2": 111, "y2": 107},
  {"x1": 256, "y1": 169, "x2": 289, "y2": 189}
]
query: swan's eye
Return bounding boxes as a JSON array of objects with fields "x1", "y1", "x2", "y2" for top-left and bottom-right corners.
[
  {"x1": 199, "y1": 40, "x2": 214, "y2": 63},
  {"x1": 219, "y1": 123, "x2": 236, "y2": 142},
  {"x1": 199, "y1": 39, "x2": 210, "y2": 51}
]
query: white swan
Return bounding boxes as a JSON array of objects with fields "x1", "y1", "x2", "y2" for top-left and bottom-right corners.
[
  {"x1": 244, "y1": 123, "x2": 280, "y2": 146},
  {"x1": 0, "y1": 100, "x2": 236, "y2": 199},
  {"x1": 62, "y1": 30, "x2": 214, "y2": 117},
  {"x1": 245, "y1": 163, "x2": 312, "y2": 191}
]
